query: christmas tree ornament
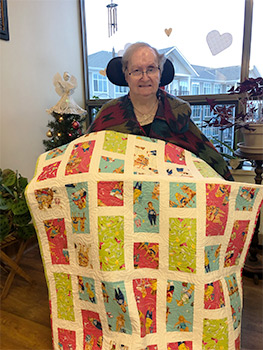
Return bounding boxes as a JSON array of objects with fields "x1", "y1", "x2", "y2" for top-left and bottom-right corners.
[
  {"x1": 57, "y1": 132, "x2": 62, "y2": 138},
  {"x1": 46, "y1": 130, "x2": 53, "y2": 138},
  {"x1": 58, "y1": 116, "x2": 64, "y2": 122},
  {"x1": 72, "y1": 120, "x2": 80, "y2": 129},
  {"x1": 68, "y1": 133, "x2": 72, "y2": 137}
]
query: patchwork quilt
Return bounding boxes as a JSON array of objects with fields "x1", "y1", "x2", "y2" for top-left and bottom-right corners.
[{"x1": 26, "y1": 130, "x2": 263, "y2": 350}]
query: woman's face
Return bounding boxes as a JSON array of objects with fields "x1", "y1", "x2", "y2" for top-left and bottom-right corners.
[{"x1": 125, "y1": 47, "x2": 161, "y2": 99}]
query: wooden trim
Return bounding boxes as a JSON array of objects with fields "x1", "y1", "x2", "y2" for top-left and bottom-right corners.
[
  {"x1": 0, "y1": 0, "x2": 9, "y2": 41},
  {"x1": 79, "y1": 0, "x2": 91, "y2": 127}
]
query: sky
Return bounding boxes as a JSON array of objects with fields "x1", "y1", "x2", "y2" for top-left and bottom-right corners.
[{"x1": 85, "y1": 0, "x2": 262, "y2": 75}]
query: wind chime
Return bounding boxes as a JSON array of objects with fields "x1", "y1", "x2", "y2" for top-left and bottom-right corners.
[{"x1": 106, "y1": 0, "x2": 118, "y2": 37}]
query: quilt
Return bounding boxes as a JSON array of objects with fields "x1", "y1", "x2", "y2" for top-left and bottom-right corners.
[{"x1": 26, "y1": 130, "x2": 263, "y2": 350}]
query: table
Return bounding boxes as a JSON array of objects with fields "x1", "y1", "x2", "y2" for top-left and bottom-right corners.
[
  {"x1": 235, "y1": 149, "x2": 263, "y2": 284},
  {"x1": 0, "y1": 234, "x2": 33, "y2": 299}
]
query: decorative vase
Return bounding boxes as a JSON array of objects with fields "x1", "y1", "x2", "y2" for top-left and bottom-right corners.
[{"x1": 239, "y1": 123, "x2": 263, "y2": 153}]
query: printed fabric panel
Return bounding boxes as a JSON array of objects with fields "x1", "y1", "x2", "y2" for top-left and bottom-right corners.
[{"x1": 26, "y1": 130, "x2": 263, "y2": 350}]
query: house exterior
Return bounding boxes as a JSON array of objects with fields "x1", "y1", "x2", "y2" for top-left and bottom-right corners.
[{"x1": 87, "y1": 46, "x2": 260, "y2": 99}]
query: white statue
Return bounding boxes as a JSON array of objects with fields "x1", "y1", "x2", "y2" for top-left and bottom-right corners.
[{"x1": 47, "y1": 72, "x2": 87, "y2": 116}]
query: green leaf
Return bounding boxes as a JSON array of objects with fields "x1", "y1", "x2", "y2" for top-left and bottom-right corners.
[
  {"x1": 13, "y1": 211, "x2": 31, "y2": 226},
  {"x1": 0, "y1": 183, "x2": 15, "y2": 197},
  {"x1": 5, "y1": 198, "x2": 14, "y2": 210},
  {"x1": 0, "y1": 196, "x2": 9, "y2": 210},
  {"x1": 0, "y1": 214, "x2": 11, "y2": 240},
  {"x1": 18, "y1": 176, "x2": 28, "y2": 190},
  {"x1": 11, "y1": 198, "x2": 29, "y2": 215},
  {"x1": 17, "y1": 224, "x2": 35, "y2": 240},
  {"x1": 2, "y1": 169, "x2": 16, "y2": 187}
]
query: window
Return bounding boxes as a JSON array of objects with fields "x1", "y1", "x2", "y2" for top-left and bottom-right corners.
[
  {"x1": 179, "y1": 81, "x2": 189, "y2": 95},
  {"x1": 203, "y1": 83, "x2": 211, "y2": 95},
  {"x1": 214, "y1": 84, "x2": 221, "y2": 94},
  {"x1": 79, "y1": 0, "x2": 261, "y2": 153},
  {"x1": 93, "y1": 73, "x2": 108, "y2": 94},
  {"x1": 192, "y1": 83, "x2": 200, "y2": 95},
  {"x1": 115, "y1": 85, "x2": 129, "y2": 94}
]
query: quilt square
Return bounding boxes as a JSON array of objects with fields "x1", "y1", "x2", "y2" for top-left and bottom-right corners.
[
  {"x1": 45, "y1": 144, "x2": 68, "y2": 160},
  {"x1": 78, "y1": 276, "x2": 96, "y2": 303},
  {"x1": 101, "y1": 281, "x2": 132, "y2": 334},
  {"x1": 169, "y1": 218, "x2": 196, "y2": 273},
  {"x1": 103, "y1": 130, "x2": 128, "y2": 153},
  {"x1": 58, "y1": 328, "x2": 76, "y2": 350},
  {"x1": 66, "y1": 182, "x2": 89, "y2": 233},
  {"x1": 98, "y1": 216, "x2": 125, "y2": 271},
  {"x1": 133, "y1": 242, "x2": 159, "y2": 269},
  {"x1": 204, "y1": 244, "x2": 221, "y2": 273},
  {"x1": 133, "y1": 278, "x2": 157, "y2": 337},
  {"x1": 99, "y1": 156, "x2": 124, "y2": 173},
  {"x1": 97, "y1": 181, "x2": 124, "y2": 206},
  {"x1": 82, "y1": 310, "x2": 103, "y2": 348},
  {"x1": 37, "y1": 161, "x2": 61, "y2": 181},
  {"x1": 167, "y1": 341, "x2": 192, "y2": 350},
  {"x1": 65, "y1": 141, "x2": 95, "y2": 175},
  {"x1": 225, "y1": 273, "x2": 241, "y2": 330},
  {"x1": 109, "y1": 341, "x2": 129, "y2": 349},
  {"x1": 169, "y1": 183, "x2": 196, "y2": 208},
  {"x1": 54, "y1": 273, "x2": 75, "y2": 321},
  {"x1": 202, "y1": 318, "x2": 228, "y2": 349},
  {"x1": 43, "y1": 218, "x2": 69, "y2": 264},
  {"x1": 34, "y1": 187, "x2": 61, "y2": 210},
  {"x1": 166, "y1": 281, "x2": 194, "y2": 333},
  {"x1": 235, "y1": 186, "x2": 260, "y2": 211},
  {"x1": 164, "y1": 143, "x2": 186, "y2": 165},
  {"x1": 206, "y1": 184, "x2": 230, "y2": 236},
  {"x1": 224, "y1": 220, "x2": 250, "y2": 267},
  {"x1": 235, "y1": 334, "x2": 241, "y2": 350},
  {"x1": 75, "y1": 242, "x2": 93, "y2": 268},
  {"x1": 133, "y1": 181, "x2": 160, "y2": 233},
  {"x1": 166, "y1": 165, "x2": 193, "y2": 178},
  {"x1": 193, "y1": 160, "x2": 222, "y2": 178},
  {"x1": 133, "y1": 144, "x2": 158, "y2": 175},
  {"x1": 204, "y1": 280, "x2": 225, "y2": 309}
]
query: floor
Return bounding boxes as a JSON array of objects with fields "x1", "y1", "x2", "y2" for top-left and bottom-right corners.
[{"x1": 0, "y1": 244, "x2": 262, "y2": 350}]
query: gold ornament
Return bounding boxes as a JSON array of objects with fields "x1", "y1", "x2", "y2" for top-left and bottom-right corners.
[
  {"x1": 59, "y1": 116, "x2": 64, "y2": 122},
  {"x1": 46, "y1": 130, "x2": 52, "y2": 138},
  {"x1": 57, "y1": 132, "x2": 62, "y2": 138}
]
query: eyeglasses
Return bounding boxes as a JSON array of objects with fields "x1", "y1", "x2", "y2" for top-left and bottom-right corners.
[{"x1": 128, "y1": 66, "x2": 160, "y2": 77}]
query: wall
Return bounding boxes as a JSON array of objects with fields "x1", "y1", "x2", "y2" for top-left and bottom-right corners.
[{"x1": 0, "y1": 0, "x2": 85, "y2": 180}]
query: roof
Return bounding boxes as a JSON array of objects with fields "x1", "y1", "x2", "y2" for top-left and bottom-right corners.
[
  {"x1": 88, "y1": 48, "x2": 259, "y2": 82},
  {"x1": 88, "y1": 50, "x2": 114, "y2": 69},
  {"x1": 191, "y1": 65, "x2": 241, "y2": 82}
]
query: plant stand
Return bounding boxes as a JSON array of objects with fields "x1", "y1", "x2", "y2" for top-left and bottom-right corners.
[
  {"x1": 235, "y1": 149, "x2": 263, "y2": 284},
  {"x1": 0, "y1": 234, "x2": 33, "y2": 299}
]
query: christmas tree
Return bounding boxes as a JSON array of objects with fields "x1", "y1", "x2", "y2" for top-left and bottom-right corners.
[{"x1": 43, "y1": 72, "x2": 87, "y2": 151}]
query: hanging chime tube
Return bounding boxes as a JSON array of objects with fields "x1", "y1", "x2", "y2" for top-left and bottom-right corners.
[{"x1": 106, "y1": 1, "x2": 118, "y2": 37}]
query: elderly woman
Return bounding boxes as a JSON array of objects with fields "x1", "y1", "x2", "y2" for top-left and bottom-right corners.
[{"x1": 88, "y1": 42, "x2": 233, "y2": 181}]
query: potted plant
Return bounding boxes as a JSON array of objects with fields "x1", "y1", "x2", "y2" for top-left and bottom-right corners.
[
  {"x1": 0, "y1": 169, "x2": 35, "y2": 241},
  {"x1": 205, "y1": 77, "x2": 263, "y2": 154}
]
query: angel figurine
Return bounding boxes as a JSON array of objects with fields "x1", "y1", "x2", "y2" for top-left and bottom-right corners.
[{"x1": 46, "y1": 72, "x2": 87, "y2": 116}]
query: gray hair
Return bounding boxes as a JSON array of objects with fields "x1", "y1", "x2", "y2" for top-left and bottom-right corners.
[{"x1": 121, "y1": 42, "x2": 166, "y2": 74}]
